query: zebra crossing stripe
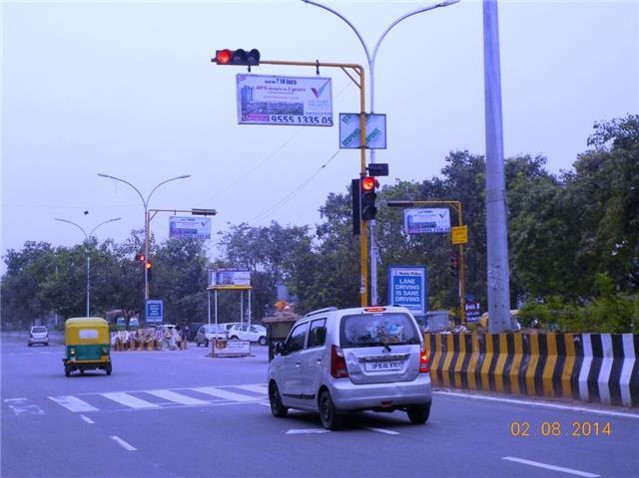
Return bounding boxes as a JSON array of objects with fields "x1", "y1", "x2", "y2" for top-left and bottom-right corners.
[
  {"x1": 192, "y1": 386, "x2": 261, "y2": 402},
  {"x1": 101, "y1": 392, "x2": 161, "y2": 409},
  {"x1": 145, "y1": 389, "x2": 209, "y2": 406},
  {"x1": 48, "y1": 395, "x2": 99, "y2": 412},
  {"x1": 233, "y1": 384, "x2": 268, "y2": 395}
]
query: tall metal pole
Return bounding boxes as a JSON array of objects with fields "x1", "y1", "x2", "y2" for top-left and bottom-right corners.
[
  {"x1": 483, "y1": 0, "x2": 511, "y2": 332},
  {"x1": 54, "y1": 217, "x2": 121, "y2": 317},
  {"x1": 302, "y1": 0, "x2": 460, "y2": 305},
  {"x1": 98, "y1": 173, "x2": 191, "y2": 302}
]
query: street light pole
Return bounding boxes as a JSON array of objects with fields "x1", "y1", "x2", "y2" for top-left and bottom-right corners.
[
  {"x1": 97, "y1": 173, "x2": 191, "y2": 302},
  {"x1": 303, "y1": 0, "x2": 460, "y2": 305},
  {"x1": 54, "y1": 217, "x2": 121, "y2": 317}
]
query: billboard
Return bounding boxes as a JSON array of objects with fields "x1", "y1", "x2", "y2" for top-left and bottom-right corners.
[
  {"x1": 404, "y1": 208, "x2": 451, "y2": 234},
  {"x1": 236, "y1": 74, "x2": 333, "y2": 126},
  {"x1": 169, "y1": 216, "x2": 211, "y2": 240},
  {"x1": 208, "y1": 269, "x2": 251, "y2": 289}
]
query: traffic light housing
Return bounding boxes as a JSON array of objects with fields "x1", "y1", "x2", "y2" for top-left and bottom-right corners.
[
  {"x1": 145, "y1": 261, "x2": 152, "y2": 281},
  {"x1": 351, "y1": 179, "x2": 361, "y2": 236},
  {"x1": 450, "y1": 254, "x2": 459, "y2": 278},
  {"x1": 360, "y1": 176, "x2": 379, "y2": 221},
  {"x1": 212, "y1": 49, "x2": 260, "y2": 66},
  {"x1": 135, "y1": 253, "x2": 145, "y2": 263}
]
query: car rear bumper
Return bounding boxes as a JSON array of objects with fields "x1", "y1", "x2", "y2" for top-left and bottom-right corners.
[
  {"x1": 329, "y1": 375, "x2": 432, "y2": 411},
  {"x1": 29, "y1": 337, "x2": 49, "y2": 345}
]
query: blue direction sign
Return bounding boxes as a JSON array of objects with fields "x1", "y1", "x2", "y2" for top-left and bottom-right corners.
[
  {"x1": 388, "y1": 266, "x2": 427, "y2": 316},
  {"x1": 145, "y1": 299, "x2": 164, "y2": 325}
]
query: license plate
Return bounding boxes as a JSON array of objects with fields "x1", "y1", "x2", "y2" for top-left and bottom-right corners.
[{"x1": 365, "y1": 360, "x2": 402, "y2": 372}]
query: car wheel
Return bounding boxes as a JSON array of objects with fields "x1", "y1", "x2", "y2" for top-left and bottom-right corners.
[
  {"x1": 28, "y1": 343, "x2": 32, "y2": 347},
  {"x1": 196, "y1": 341, "x2": 201, "y2": 347},
  {"x1": 319, "y1": 390, "x2": 342, "y2": 430},
  {"x1": 269, "y1": 382, "x2": 288, "y2": 418},
  {"x1": 407, "y1": 403, "x2": 431, "y2": 424},
  {"x1": 258, "y1": 336, "x2": 267, "y2": 346},
  {"x1": 204, "y1": 340, "x2": 209, "y2": 347}
]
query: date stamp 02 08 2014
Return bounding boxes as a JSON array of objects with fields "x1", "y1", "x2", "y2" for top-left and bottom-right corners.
[{"x1": 510, "y1": 421, "x2": 612, "y2": 438}]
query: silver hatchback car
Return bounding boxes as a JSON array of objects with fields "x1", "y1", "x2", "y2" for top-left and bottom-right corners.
[{"x1": 267, "y1": 306, "x2": 431, "y2": 430}]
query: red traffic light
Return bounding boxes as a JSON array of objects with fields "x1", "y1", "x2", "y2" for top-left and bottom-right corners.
[
  {"x1": 135, "y1": 253, "x2": 145, "y2": 263},
  {"x1": 361, "y1": 176, "x2": 377, "y2": 192},
  {"x1": 212, "y1": 49, "x2": 260, "y2": 66},
  {"x1": 215, "y1": 49, "x2": 233, "y2": 65}
]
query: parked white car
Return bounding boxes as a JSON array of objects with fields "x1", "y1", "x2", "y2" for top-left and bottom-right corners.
[
  {"x1": 195, "y1": 324, "x2": 229, "y2": 347},
  {"x1": 227, "y1": 324, "x2": 267, "y2": 345}
]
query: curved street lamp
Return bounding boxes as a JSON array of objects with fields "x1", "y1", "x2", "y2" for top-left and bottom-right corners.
[
  {"x1": 302, "y1": 0, "x2": 460, "y2": 305},
  {"x1": 54, "y1": 217, "x2": 122, "y2": 317},
  {"x1": 97, "y1": 173, "x2": 191, "y2": 301}
]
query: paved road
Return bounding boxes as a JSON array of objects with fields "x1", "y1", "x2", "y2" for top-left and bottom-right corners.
[{"x1": 2, "y1": 333, "x2": 638, "y2": 478}]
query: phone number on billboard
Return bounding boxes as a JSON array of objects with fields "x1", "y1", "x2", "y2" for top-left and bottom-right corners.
[{"x1": 269, "y1": 115, "x2": 333, "y2": 126}]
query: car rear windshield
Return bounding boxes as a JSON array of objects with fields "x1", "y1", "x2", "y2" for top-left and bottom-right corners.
[
  {"x1": 340, "y1": 312, "x2": 421, "y2": 348},
  {"x1": 32, "y1": 327, "x2": 47, "y2": 333}
]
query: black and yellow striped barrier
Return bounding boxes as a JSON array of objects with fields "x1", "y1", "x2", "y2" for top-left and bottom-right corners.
[{"x1": 425, "y1": 333, "x2": 639, "y2": 408}]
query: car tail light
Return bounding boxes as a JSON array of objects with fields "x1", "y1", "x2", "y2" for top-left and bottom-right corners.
[
  {"x1": 419, "y1": 345, "x2": 430, "y2": 373},
  {"x1": 330, "y1": 345, "x2": 349, "y2": 378}
]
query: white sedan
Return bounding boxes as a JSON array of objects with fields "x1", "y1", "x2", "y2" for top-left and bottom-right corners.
[{"x1": 227, "y1": 324, "x2": 267, "y2": 345}]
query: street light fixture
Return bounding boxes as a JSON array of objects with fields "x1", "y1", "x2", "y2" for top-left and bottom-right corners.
[
  {"x1": 97, "y1": 173, "x2": 191, "y2": 302},
  {"x1": 303, "y1": 0, "x2": 460, "y2": 305},
  {"x1": 54, "y1": 217, "x2": 122, "y2": 317}
]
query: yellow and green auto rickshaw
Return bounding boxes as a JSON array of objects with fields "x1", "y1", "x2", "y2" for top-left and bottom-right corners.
[{"x1": 63, "y1": 317, "x2": 112, "y2": 377}]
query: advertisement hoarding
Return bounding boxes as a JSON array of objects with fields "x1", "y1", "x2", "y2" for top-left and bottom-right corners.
[
  {"x1": 208, "y1": 269, "x2": 251, "y2": 289},
  {"x1": 169, "y1": 216, "x2": 211, "y2": 240},
  {"x1": 236, "y1": 74, "x2": 333, "y2": 126},
  {"x1": 404, "y1": 208, "x2": 451, "y2": 234}
]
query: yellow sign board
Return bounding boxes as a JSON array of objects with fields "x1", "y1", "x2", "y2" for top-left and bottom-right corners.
[{"x1": 451, "y1": 225, "x2": 468, "y2": 245}]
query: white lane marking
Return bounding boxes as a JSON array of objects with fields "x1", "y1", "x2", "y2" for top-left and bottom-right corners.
[
  {"x1": 286, "y1": 429, "x2": 330, "y2": 435},
  {"x1": 145, "y1": 389, "x2": 209, "y2": 406},
  {"x1": 192, "y1": 386, "x2": 260, "y2": 402},
  {"x1": 4, "y1": 398, "x2": 45, "y2": 416},
  {"x1": 503, "y1": 456, "x2": 600, "y2": 477},
  {"x1": 101, "y1": 392, "x2": 161, "y2": 409},
  {"x1": 436, "y1": 391, "x2": 639, "y2": 419},
  {"x1": 80, "y1": 415, "x2": 95, "y2": 424},
  {"x1": 366, "y1": 427, "x2": 400, "y2": 435},
  {"x1": 48, "y1": 395, "x2": 99, "y2": 412},
  {"x1": 234, "y1": 384, "x2": 268, "y2": 395},
  {"x1": 111, "y1": 435, "x2": 137, "y2": 451}
]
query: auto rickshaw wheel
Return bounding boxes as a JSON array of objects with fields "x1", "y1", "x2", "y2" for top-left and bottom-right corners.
[
  {"x1": 106, "y1": 364, "x2": 112, "y2": 376},
  {"x1": 64, "y1": 366, "x2": 71, "y2": 377}
]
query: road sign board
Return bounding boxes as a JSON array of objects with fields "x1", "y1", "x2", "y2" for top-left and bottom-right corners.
[
  {"x1": 145, "y1": 300, "x2": 164, "y2": 324},
  {"x1": 339, "y1": 113, "x2": 387, "y2": 149},
  {"x1": 387, "y1": 266, "x2": 427, "y2": 316}
]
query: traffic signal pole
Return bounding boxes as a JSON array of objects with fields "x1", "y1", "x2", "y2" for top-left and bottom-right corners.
[{"x1": 258, "y1": 60, "x2": 370, "y2": 306}]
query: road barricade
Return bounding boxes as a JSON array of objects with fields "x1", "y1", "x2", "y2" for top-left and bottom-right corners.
[{"x1": 425, "y1": 332, "x2": 639, "y2": 408}]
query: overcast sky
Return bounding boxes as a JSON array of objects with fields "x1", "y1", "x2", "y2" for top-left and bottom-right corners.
[{"x1": 2, "y1": 0, "x2": 638, "y2": 270}]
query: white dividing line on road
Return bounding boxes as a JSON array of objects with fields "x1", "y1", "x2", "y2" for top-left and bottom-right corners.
[
  {"x1": 286, "y1": 429, "x2": 331, "y2": 435},
  {"x1": 48, "y1": 395, "x2": 99, "y2": 413},
  {"x1": 145, "y1": 389, "x2": 209, "y2": 406},
  {"x1": 80, "y1": 415, "x2": 95, "y2": 424},
  {"x1": 101, "y1": 392, "x2": 161, "y2": 409},
  {"x1": 503, "y1": 456, "x2": 600, "y2": 477},
  {"x1": 111, "y1": 435, "x2": 137, "y2": 452},
  {"x1": 365, "y1": 427, "x2": 400, "y2": 435},
  {"x1": 436, "y1": 391, "x2": 639, "y2": 419},
  {"x1": 192, "y1": 386, "x2": 262, "y2": 402}
]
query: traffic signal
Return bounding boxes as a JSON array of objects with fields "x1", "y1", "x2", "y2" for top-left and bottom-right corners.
[
  {"x1": 351, "y1": 179, "x2": 361, "y2": 236},
  {"x1": 450, "y1": 254, "x2": 459, "y2": 278},
  {"x1": 145, "y1": 261, "x2": 152, "y2": 281},
  {"x1": 360, "y1": 176, "x2": 379, "y2": 221},
  {"x1": 212, "y1": 49, "x2": 260, "y2": 66},
  {"x1": 135, "y1": 253, "x2": 145, "y2": 263}
]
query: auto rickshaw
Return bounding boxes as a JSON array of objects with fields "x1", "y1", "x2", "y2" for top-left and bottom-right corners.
[{"x1": 63, "y1": 317, "x2": 112, "y2": 377}]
